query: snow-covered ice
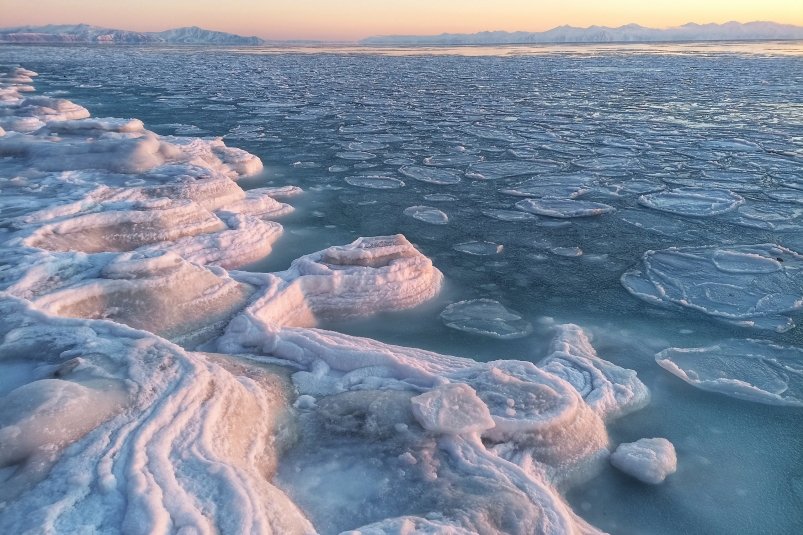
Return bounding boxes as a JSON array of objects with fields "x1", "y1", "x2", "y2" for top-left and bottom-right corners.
[{"x1": 610, "y1": 438, "x2": 677, "y2": 484}]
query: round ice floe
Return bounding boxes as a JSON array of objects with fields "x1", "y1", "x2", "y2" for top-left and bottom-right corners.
[
  {"x1": 610, "y1": 438, "x2": 677, "y2": 484},
  {"x1": 656, "y1": 339, "x2": 803, "y2": 406},
  {"x1": 440, "y1": 299, "x2": 532, "y2": 339},
  {"x1": 344, "y1": 176, "x2": 405, "y2": 189},
  {"x1": 621, "y1": 244, "x2": 803, "y2": 332},
  {"x1": 515, "y1": 198, "x2": 615, "y2": 218},
  {"x1": 467, "y1": 160, "x2": 537, "y2": 180},
  {"x1": 399, "y1": 165, "x2": 461, "y2": 185},
  {"x1": 482, "y1": 209, "x2": 538, "y2": 222},
  {"x1": 638, "y1": 188, "x2": 744, "y2": 216},
  {"x1": 403, "y1": 206, "x2": 448, "y2": 225},
  {"x1": 453, "y1": 241, "x2": 503, "y2": 255}
]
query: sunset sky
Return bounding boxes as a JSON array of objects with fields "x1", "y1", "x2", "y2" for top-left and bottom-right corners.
[{"x1": 2, "y1": 0, "x2": 801, "y2": 41}]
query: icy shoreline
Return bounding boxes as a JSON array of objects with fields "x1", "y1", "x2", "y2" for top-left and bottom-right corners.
[{"x1": 0, "y1": 65, "x2": 661, "y2": 534}]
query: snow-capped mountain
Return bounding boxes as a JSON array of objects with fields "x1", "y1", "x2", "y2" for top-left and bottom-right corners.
[
  {"x1": 361, "y1": 21, "x2": 803, "y2": 45},
  {"x1": 0, "y1": 24, "x2": 264, "y2": 45}
]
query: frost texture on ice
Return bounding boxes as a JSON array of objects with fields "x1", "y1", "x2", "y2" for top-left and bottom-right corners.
[
  {"x1": 0, "y1": 66, "x2": 656, "y2": 535},
  {"x1": 622, "y1": 244, "x2": 803, "y2": 332},
  {"x1": 440, "y1": 299, "x2": 532, "y2": 339},
  {"x1": 656, "y1": 339, "x2": 803, "y2": 406},
  {"x1": 610, "y1": 438, "x2": 677, "y2": 484}
]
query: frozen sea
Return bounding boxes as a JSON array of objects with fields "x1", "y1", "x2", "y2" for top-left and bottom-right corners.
[{"x1": 1, "y1": 41, "x2": 802, "y2": 533}]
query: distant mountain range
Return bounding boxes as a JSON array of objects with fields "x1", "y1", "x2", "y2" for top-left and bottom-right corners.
[
  {"x1": 0, "y1": 24, "x2": 265, "y2": 45},
  {"x1": 361, "y1": 21, "x2": 803, "y2": 45}
]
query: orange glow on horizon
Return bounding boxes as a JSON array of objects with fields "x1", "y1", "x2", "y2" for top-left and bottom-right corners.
[{"x1": 2, "y1": 0, "x2": 802, "y2": 41}]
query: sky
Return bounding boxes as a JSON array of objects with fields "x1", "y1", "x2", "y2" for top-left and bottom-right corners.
[{"x1": 2, "y1": 0, "x2": 801, "y2": 41}]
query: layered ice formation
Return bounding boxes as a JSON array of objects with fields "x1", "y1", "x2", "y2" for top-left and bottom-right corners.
[{"x1": 0, "y1": 65, "x2": 657, "y2": 534}]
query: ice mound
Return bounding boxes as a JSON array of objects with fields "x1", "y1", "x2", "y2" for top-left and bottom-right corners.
[
  {"x1": 622, "y1": 244, "x2": 803, "y2": 331},
  {"x1": 638, "y1": 187, "x2": 744, "y2": 217},
  {"x1": 222, "y1": 308, "x2": 647, "y2": 533},
  {"x1": 22, "y1": 200, "x2": 227, "y2": 253},
  {"x1": 440, "y1": 299, "x2": 532, "y2": 339},
  {"x1": 223, "y1": 235, "x2": 444, "y2": 328},
  {"x1": 656, "y1": 339, "x2": 803, "y2": 406},
  {"x1": 403, "y1": 205, "x2": 449, "y2": 225},
  {"x1": 610, "y1": 438, "x2": 677, "y2": 484},
  {"x1": 0, "y1": 296, "x2": 312, "y2": 534},
  {"x1": 29, "y1": 251, "x2": 253, "y2": 344},
  {"x1": 515, "y1": 198, "x2": 615, "y2": 218},
  {"x1": 399, "y1": 165, "x2": 462, "y2": 184}
]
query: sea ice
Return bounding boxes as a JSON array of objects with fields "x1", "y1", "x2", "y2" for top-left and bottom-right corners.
[
  {"x1": 399, "y1": 165, "x2": 462, "y2": 185},
  {"x1": 656, "y1": 339, "x2": 803, "y2": 406},
  {"x1": 345, "y1": 175, "x2": 405, "y2": 189},
  {"x1": 403, "y1": 206, "x2": 449, "y2": 225},
  {"x1": 638, "y1": 187, "x2": 744, "y2": 217},
  {"x1": 622, "y1": 244, "x2": 803, "y2": 331},
  {"x1": 440, "y1": 299, "x2": 532, "y2": 339},
  {"x1": 515, "y1": 198, "x2": 615, "y2": 218}
]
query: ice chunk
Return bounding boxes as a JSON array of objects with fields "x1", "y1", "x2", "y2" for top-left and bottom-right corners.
[
  {"x1": 656, "y1": 339, "x2": 803, "y2": 406},
  {"x1": 403, "y1": 206, "x2": 448, "y2": 225},
  {"x1": 440, "y1": 299, "x2": 532, "y2": 339},
  {"x1": 30, "y1": 251, "x2": 253, "y2": 344},
  {"x1": 622, "y1": 244, "x2": 803, "y2": 331},
  {"x1": 410, "y1": 383, "x2": 495, "y2": 435},
  {"x1": 399, "y1": 165, "x2": 461, "y2": 185},
  {"x1": 515, "y1": 198, "x2": 615, "y2": 218},
  {"x1": 610, "y1": 438, "x2": 677, "y2": 484},
  {"x1": 639, "y1": 188, "x2": 744, "y2": 216}
]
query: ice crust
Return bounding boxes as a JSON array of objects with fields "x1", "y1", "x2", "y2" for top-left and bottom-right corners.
[{"x1": 0, "y1": 65, "x2": 656, "y2": 535}]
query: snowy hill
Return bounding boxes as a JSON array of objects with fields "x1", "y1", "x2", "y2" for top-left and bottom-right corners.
[
  {"x1": 361, "y1": 21, "x2": 803, "y2": 45},
  {"x1": 0, "y1": 24, "x2": 265, "y2": 45}
]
